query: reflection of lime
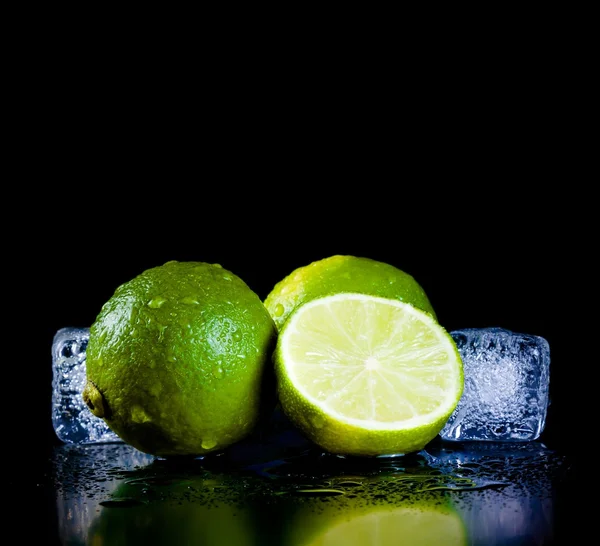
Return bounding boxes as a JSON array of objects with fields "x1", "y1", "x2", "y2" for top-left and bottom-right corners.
[
  {"x1": 88, "y1": 488, "x2": 256, "y2": 546},
  {"x1": 83, "y1": 260, "x2": 277, "y2": 456},
  {"x1": 284, "y1": 492, "x2": 466, "y2": 546},
  {"x1": 274, "y1": 293, "x2": 463, "y2": 456},
  {"x1": 305, "y1": 505, "x2": 466, "y2": 546},
  {"x1": 264, "y1": 255, "x2": 436, "y2": 331}
]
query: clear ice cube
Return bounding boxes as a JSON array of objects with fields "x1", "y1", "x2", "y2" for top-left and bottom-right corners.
[
  {"x1": 51, "y1": 327, "x2": 120, "y2": 444},
  {"x1": 441, "y1": 327, "x2": 550, "y2": 442}
]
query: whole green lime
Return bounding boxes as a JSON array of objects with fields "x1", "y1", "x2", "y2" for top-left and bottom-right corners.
[
  {"x1": 83, "y1": 260, "x2": 277, "y2": 457},
  {"x1": 264, "y1": 255, "x2": 436, "y2": 331}
]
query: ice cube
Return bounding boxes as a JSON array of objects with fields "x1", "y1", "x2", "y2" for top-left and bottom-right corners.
[
  {"x1": 440, "y1": 327, "x2": 550, "y2": 442},
  {"x1": 51, "y1": 327, "x2": 120, "y2": 444}
]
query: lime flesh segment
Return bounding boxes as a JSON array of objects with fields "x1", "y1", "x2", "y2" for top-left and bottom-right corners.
[{"x1": 275, "y1": 293, "x2": 464, "y2": 456}]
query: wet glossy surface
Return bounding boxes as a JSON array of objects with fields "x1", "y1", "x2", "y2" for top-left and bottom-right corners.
[{"x1": 33, "y1": 410, "x2": 580, "y2": 545}]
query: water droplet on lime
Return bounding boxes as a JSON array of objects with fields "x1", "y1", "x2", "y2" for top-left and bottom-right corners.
[
  {"x1": 310, "y1": 414, "x2": 325, "y2": 429},
  {"x1": 202, "y1": 438, "x2": 217, "y2": 450},
  {"x1": 148, "y1": 296, "x2": 167, "y2": 309}
]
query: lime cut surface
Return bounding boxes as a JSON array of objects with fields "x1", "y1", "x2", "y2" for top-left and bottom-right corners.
[{"x1": 274, "y1": 293, "x2": 464, "y2": 456}]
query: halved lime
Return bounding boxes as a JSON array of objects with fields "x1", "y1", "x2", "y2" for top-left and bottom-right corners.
[{"x1": 274, "y1": 293, "x2": 464, "y2": 456}]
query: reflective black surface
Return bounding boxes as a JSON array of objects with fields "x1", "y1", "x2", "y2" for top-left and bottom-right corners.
[{"x1": 27, "y1": 409, "x2": 580, "y2": 545}]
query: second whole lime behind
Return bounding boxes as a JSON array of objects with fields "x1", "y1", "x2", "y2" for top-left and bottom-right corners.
[
  {"x1": 83, "y1": 260, "x2": 277, "y2": 457},
  {"x1": 264, "y1": 255, "x2": 437, "y2": 331}
]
